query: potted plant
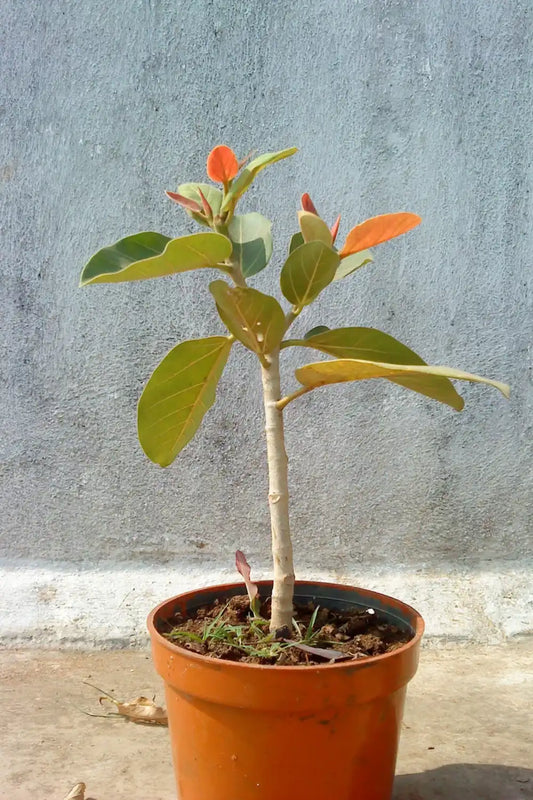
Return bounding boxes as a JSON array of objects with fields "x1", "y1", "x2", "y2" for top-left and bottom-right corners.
[{"x1": 80, "y1": 145, "x2": 509, "y2": 800}]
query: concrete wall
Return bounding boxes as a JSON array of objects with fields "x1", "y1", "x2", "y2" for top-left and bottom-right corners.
[{"x1": 1, "y1": 0, "x2": 531, "y2": 646}]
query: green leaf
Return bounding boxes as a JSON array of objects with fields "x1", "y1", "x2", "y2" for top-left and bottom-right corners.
[
  {"x1": 289, "y1": 232, "x2": 304, "y2": 254},
  {"x1": 138, "y1": 336, "x2": 232, "y2": 467},
  {"x1": 295, "y1": 358, "x2": 510, "y2": 411},
  {"x1": 284, "y1": 327, "x2": 430, "y2": 362},
  {"x1": 80, "y1": 232, "x2": 232, "y2": 286},
  {"x1": 178, "y1": 183, "x2": 224, "y2": 226},
  {"x1": 281, "y1": 326, "x2": 464, "y2": 407},
  {"x1": 209, "y1": 280, "x2": 286, "y2": 356},
  {"x1": 333, "y1": 250, "x2": 373, "y2": 281},
  {"x1": 221, "y1": 147, "x2": 298, "y2": 211},
  {"x1": 303, "y1": 325, "x2": 330, "y2": 339},
  {"x1": 298, "y1": 211, "x2": 332, "y2": 246},
  {"x1": 280, "y1": 241, "x2": 340, "y2": 308},
  {"x1": 227, "y1": 213, "x2": 273, "y2": 278}
]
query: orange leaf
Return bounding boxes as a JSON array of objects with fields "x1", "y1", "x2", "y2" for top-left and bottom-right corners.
[
  {"x1": 339, "y1": 212, "x2": 421, "y2": 257},
  {"x1": 206, "y1": 145, "x2": 239, "y2": 183}
]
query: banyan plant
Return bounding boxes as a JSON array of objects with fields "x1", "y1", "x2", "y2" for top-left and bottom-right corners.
[{"x1": 80, "y1": 145, "x2": 509, "y2": 633}]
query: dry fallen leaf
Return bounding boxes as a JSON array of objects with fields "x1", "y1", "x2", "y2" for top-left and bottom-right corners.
[
  {"x1": 102, "y1": 694, "x2": 168, "y2": 724},
  {"x1": 287, "y1": 641, "x2": 351, "y2": 662},
  {"x1": 83, "y1": 682, "x2": 168, "y2": 725},
  {"x1": 63, "y1": 783, "x2": 85, "y2": 800}
]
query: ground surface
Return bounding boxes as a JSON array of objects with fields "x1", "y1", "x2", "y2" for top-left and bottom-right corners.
[{"x1": 1, "y1": 641, "x2": 532, "y2": 800}]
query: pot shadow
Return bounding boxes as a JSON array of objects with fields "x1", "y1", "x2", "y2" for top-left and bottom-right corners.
[{"x1": 394, "y1": 763, "x2": 533, "y2": 799}]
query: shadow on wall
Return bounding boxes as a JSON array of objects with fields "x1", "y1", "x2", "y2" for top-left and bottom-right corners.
[{"x1": 394, "y1": 763, "x2": 532, "y2": 799}]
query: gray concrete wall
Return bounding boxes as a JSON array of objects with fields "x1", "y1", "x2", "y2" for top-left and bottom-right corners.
[{"x1": 1, "y1": 0, "x2": 531, "y2": 646}]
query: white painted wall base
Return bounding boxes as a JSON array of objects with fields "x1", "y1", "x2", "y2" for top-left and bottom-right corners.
[{"x1": 1, "y1": 561, "x2": 531, "y2": 649}]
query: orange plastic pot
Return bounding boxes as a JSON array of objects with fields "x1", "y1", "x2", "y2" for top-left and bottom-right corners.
[{"x1": 148, "y1": 581, "x2": 424, "y2": 800}]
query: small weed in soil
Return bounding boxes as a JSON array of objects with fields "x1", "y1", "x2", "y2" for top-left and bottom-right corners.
[{"x1": 160, "y1": 595, "x2": 413, "y2": 666}]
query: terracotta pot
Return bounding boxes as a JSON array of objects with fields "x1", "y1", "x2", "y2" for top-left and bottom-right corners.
[{"x1": 148, "y1": 580, "x2": 424, "y2": 800}]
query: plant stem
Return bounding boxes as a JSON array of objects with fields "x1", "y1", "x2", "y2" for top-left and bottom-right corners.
[
  {"x1": 261, "y1": 349, "x2": 295, "y2": 632},
  {"x1": 284, "y1": 307, "x2": 299, "y2": 330},
  {"x1": 213, "y1": 220, "x2": 246, "y2": 288},
  {"x1": 229, "y1": 267, "x2": 247, "y2": 287}
]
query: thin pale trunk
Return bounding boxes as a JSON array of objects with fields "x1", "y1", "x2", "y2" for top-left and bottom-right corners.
[{"x1": 261, "y1": 349, "x2": 295, "y2": 632}]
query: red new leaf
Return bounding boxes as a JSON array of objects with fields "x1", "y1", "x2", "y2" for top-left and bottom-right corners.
[
  {"x1": 301, "y1": 193, "x2": 318, "y2": 215},
  {"x1": 235, "y1": 550, "x2": 260, "y2": 613},
  {"x1": 197, "y1": 187, "x2": 213, "y2": 218},
  {"x1": 165, "y1": 191, "x2": 203, "y2": 213},
  {"x1": 207, "y1": 145, "x2": 239, "y2": 183},
  {"x1": 330, "y1": 214, "x2": 341, "y2": 244}
]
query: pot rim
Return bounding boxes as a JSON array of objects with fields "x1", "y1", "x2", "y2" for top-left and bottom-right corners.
[{"x1": 147, "y1": 579, "x2": 425, "y2": 673}]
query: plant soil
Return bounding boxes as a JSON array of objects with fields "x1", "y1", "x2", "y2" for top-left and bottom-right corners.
[{"x1": 160, "y1": 594, "x2": 413, "y2": 666}]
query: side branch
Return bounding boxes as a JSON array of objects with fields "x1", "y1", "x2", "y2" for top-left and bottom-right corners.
[{"x1": 276, "y1": 385, "x2": 315, "y2": 410}]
